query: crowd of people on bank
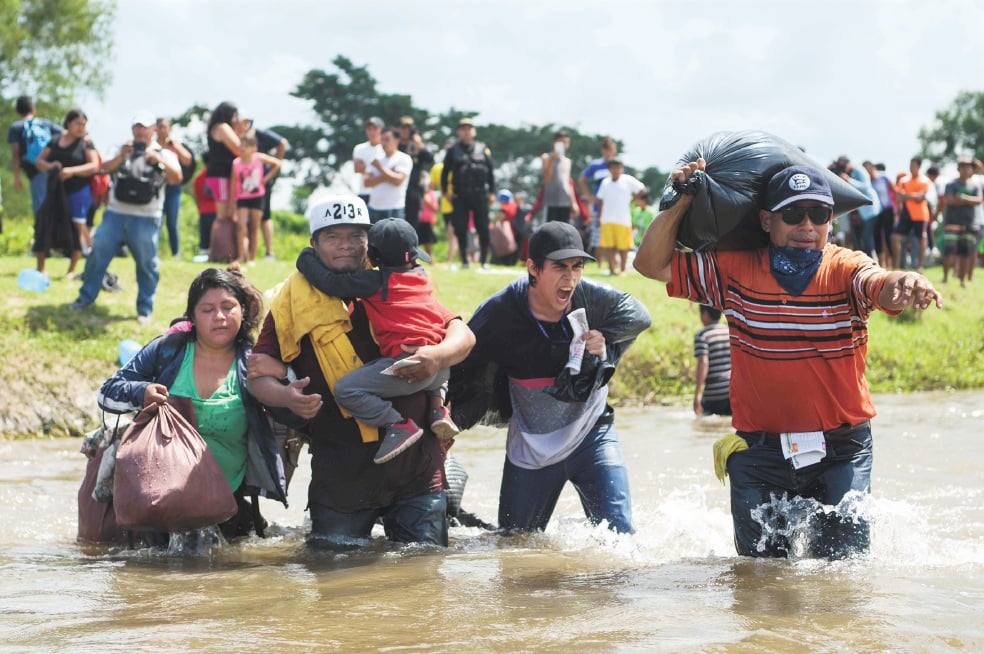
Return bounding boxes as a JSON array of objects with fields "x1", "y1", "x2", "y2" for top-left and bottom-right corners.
[{"x1": 8, "y1": 95, "x2": 956, "y2": 560}]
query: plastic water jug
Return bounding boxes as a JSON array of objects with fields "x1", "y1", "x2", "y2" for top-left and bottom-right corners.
[
  {"x1": 17, "y1": 268, "x2": 50, "y2": 292},
  {"x1": 118, "y1": 339, "x2": 143, "y2": 366}
]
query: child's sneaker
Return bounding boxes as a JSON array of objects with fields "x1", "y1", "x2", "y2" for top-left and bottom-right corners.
[
  {"x1": 373, "y1": 418, "x2": 424, "y2": 464},
  {"x1": 429, "y1": 406, "x2": 460, "y2": 441}
]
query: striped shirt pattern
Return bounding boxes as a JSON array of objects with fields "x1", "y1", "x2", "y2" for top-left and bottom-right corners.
[
  {"x1": 694, "y1": 323, "x2": 731, "y2": 403},
  {"x1": 668, "y1": 244, "x2": 891, "y2": 433}
]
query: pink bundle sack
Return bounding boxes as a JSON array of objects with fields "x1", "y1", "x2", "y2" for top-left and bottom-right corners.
[{"x1": 113, "y1": 398, "x2": 238, "y2": 531}]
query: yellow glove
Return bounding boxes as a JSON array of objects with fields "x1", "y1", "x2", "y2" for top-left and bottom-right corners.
[{"x1": 713, "y1": 433, "x2": 749, "y2": 483}]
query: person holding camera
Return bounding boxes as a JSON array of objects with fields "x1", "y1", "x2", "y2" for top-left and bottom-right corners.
[{"x1": 70, "y1": 111, "x2": 182, "y2": 324}]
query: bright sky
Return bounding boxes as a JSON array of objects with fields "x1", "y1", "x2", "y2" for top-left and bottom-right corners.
[{"x1": 82, "y1": 0, "x2": 984, "y2": 206}]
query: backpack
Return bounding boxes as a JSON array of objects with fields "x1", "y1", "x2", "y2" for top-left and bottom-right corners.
[
  {"x1": 180, "y1": 154, "x2": 198, "y2": 186},
  {"x1": 453, "y1": 141, "x2": 491, "y2": 198},
  {"x1": 22, "y1": 118, "x2": 52, "y2": 164},
  {"x1": 113, "y1": 149, "x2": 166, "y2": 205},
  {"x1": 89, "y1": 149, "x2": 111, "y2": 202}
]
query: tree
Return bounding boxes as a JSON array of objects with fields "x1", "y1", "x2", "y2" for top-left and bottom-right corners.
[
  {"x1": 918, "y1": 90, "x2": 984, "y2": 163},
  {"x1": 0, "y1": 0, "x2": 115, "y2": 221},
  {"x1": 285, "y1": 55, "x2": 415, "y2": 186},
  {"x1": 0, "y1": 0, "x2": 115, "y2": 108},
  {"x1": 285, "y1": 56, "x2": 664, "y2": 203},
  {"x1": 170, "y1": 102, "x2": 211, "y2": 158}
]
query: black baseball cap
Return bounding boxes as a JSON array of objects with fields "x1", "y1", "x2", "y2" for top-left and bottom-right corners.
[
  {"x1": 528, "y1": 222, "x2": 596, "y2": 262},
  {"x1": 368, "y1": 218, "x2": 431, "y2": 266}
]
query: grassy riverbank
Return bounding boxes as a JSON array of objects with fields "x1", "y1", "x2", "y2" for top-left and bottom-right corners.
[{"x1": 1, "y1": 211, "x2": 982, "y2": 437}]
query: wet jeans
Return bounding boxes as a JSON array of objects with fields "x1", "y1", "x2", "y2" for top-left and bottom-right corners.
[
  {"x1": 727, "y1": 425, "x2": 873, "y2": 559},
  {"x1": 498, "y1": 421, "x2": 634, "y2": 534},
  {"x1": 309, "y1": 491, "x2": 448, "y2": 548}
]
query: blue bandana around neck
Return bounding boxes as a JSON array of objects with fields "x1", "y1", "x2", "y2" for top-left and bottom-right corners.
[{"x1": 769, "y1": 244, "x2": 823, "y2": 296}]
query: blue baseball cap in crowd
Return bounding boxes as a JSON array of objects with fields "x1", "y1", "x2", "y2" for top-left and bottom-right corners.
[
  {"x1": 763, "y1": 165, "x2": 834, "y2": 211},
  {"x1": 497, "y1": 189, "x2": 514, "y2": 203}
]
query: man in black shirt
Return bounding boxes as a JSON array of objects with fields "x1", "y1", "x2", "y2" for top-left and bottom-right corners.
[
  {"x1": 398, "y1": 116, "x2": 433, "y2": 230},
  {"x1": 441, "y1": 117, "x2": 495, "y2": 268}
]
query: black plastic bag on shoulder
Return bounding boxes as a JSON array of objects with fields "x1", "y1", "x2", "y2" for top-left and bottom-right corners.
[{"x1": 659, "y1": 130, "x2": 872, "y2": 251}]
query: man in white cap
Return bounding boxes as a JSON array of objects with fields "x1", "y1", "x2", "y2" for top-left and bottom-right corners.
[
  {"x1": 635, "y1": 159, "x2": 942, "y2": 559},
  {"x1": 70, "y1": 111, "x2": 182, "y2": 323},
  {"x1": 247, "y1": 194, "x2": 475, "y2": 548}
]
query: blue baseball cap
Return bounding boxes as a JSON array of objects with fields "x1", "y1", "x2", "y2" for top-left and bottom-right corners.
[{"x1": 763, "y1": 165, "x2": 834, "y2": 212}]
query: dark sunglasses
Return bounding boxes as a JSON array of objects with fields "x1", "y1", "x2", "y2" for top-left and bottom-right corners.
[{"x1": 779, "y1": 205, "x2": 832, "y2": 226}]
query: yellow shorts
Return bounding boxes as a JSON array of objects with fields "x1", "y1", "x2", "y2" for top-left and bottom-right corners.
[{"x1": 600, "y1": 223, "x2": 633, "y2": 250}]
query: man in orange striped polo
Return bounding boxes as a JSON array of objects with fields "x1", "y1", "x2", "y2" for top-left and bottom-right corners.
[{"x1": 634, "y1": 160, "x2": 942, "y2": 559}]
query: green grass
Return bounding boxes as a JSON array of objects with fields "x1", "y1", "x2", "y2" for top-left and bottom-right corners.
[{"x1": 2, "y1": 202, "x2": 983, "y2": 437}]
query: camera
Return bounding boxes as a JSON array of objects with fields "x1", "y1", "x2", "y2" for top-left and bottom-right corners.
[{"x1": 132, "y1": 141, "x2": 147, "y2": 155}]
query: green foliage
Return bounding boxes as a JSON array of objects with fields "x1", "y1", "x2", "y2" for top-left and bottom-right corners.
[
  {"x1": 169, "y1": 102, "x2": 211, "y2": 158},
  {"x1": 918, "y1": 90, "x2": 984, "y2": 163},
  {"x1": 0, "y1": 0, "x2": 116, "y2": 222},
  {"x1": 0, "y1": 0, "x2": 115, "y2": 106},
  {"x1": 283, "y1": 56, "x2": 650, "y2": 200},
  {"x1": 284, "y1": 55, "x2": 415, "y2": 185}
]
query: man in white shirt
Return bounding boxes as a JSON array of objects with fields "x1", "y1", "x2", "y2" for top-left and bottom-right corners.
[
  {"x1": 595, "y1": 158, "x2": 646, "y2": 275},
  {"x1": 365, "y1": 126, "x2": 413, "y2": 224},
  {"x1": 352, "y1": 117, "x2": 384, "y2": 205}
]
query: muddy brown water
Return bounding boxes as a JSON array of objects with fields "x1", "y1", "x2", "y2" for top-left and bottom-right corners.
[{"x1": 1, "y1": 392, "x2": 982, "y2": 652}]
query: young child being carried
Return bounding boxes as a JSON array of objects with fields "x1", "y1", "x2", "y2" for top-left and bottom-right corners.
[{"x1": 296, "y1": 217, "x2": 460, "y2": 464}]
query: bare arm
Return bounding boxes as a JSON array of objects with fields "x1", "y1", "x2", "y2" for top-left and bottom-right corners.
[
  {"x1": 392, "y1": 318, "x2": 476, "y2": 382},
  {"x1": 59, "y1": 147, "x2": 100, "y2": 180},
  {"x1": 33, "y1": 146, "x2": 56, "y2": 172},
  {"x1": 212, "y1": 123, "x2": 241, "y2": 157},
  {"x1": 577, "y1": 174, "x2": 594, "y2": 204},
  {"x1": 258, "y1": 153, "x2": 282, "y2": 185},
  {"x1": 877, "y1": 271, "x2": 943, "y2": 311},
  {"x1": 170, "y1": 140, "x2": 194, "y2": 167},
  {"x1": 542, "y1": 153, "x2": 555, "y2": 184},
  {"x1": 246, "y1": 352, "x2": 324, "y2": 420},
  {"x1": 694, "y1": 355, "x2": 709, "y2": 416},
  {"x1": 370, "y1": 158, "x2": 407, "y2": 186},
  {"x1": 10, "y1": 142, "x2": 23, "y2": 190},
  {"x1": 146, "y1": 148, "x2": 182, "y2": 185},
  {"x1": 633, "y1": 158, "x2": 704, "y2": 282}
]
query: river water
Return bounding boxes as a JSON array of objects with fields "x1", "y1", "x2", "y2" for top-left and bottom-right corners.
[{"x1": 1, "y1": 391, "x2": 982, "y2": 652}]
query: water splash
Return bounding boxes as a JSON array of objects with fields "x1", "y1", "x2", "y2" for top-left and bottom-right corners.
[{"x1": 749, "y1": 490, "x2": 872, "y2": 560}]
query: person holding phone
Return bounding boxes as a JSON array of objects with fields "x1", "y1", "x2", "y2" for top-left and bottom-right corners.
[{"x1": 540, "y1": 130, "x2": 579, "y2": 226}]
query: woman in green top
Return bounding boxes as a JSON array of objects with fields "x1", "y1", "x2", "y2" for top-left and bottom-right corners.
[{"x1": 98, "y1": 266, "x2": 289, "y2": 543}]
